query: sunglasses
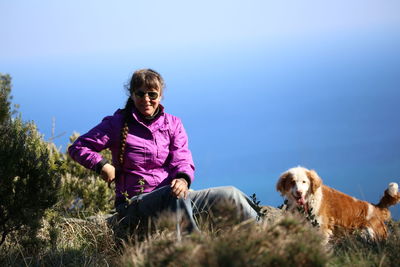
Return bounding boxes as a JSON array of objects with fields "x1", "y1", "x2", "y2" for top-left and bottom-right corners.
[{"x1": 134, "y1": 91, "x2": 159, "y2": 100}]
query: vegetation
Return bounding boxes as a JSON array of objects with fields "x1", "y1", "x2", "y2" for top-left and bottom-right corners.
[
  {"x1": 0, "y1": 74, "x2": 13, "y2": 123},
  {"x1": 59, "y1": 132, "x2": 113, "y2": 216},
  {"x1": 1, "y1": 206, "x2": 400, "y2": 266},
  {"x1": 1, "y1": 73, "x2": 399, "y2": 266},
  {"x1": 0, "y1": 73, "x2": 61, "y2": 247}
]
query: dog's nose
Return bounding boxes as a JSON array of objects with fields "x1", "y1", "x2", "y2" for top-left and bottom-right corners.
[{"x1": 296, "y1": 190, "x2": 302, "y2": 195}]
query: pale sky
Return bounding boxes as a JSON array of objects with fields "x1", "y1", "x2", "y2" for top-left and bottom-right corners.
[{"x1": 2, "y1": 0, "x2": 400, "y2": 60}]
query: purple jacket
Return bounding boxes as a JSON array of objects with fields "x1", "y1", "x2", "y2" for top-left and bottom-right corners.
[{"x1": 68, "y1": 105, "x2": 195, "y2": 205}]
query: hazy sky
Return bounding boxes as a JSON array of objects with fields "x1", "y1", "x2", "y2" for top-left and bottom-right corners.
[
  {"x1": 2, "y1": 0, "x2": 400, "y2": 59},
  {"x1": 1, "y1": 0, "x2": 400, "y2": 216}
]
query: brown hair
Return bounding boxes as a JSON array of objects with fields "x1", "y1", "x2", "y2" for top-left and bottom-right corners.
[
  {"x1": 118, "y1": 69, "x2": 165, "y2": 168},
  {"x1": 127, "y1": 68, "x2": 165, "y2": 95}
]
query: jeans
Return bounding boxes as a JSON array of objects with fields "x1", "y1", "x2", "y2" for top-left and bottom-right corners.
[{"x1": 116, "y1": 185, "x2": 260, "y2": 233}]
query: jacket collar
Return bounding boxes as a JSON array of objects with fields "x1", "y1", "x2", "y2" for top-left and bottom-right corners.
[{"x1": 130, "y1": 104, "x2": 167, "y2": 132}]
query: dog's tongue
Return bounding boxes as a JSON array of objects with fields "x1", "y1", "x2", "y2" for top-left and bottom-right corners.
[{"x1": 297, "y1": 196, "x2": 306, "y2": 206}]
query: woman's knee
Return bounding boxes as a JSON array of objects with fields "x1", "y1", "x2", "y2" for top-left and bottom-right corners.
[{"x1": 211, "y1": 186, "x2": 243, "y2": 199}]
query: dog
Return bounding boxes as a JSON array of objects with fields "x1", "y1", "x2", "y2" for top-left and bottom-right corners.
[{"x1": 276, "y1": 166, "x2": 400, "y2": 242}]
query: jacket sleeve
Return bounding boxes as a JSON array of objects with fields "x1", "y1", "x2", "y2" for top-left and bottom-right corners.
[
  {"x1": 169, "y1": 118, "x2": 195, "y2": 185},
  {"x1": 68, "y1": 115, "x2": 115, "y2": 171}
]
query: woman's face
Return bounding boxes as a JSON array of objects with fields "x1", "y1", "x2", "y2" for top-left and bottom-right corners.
[{"x1": 131, "y1": 87, "x2": 162, "y2": 117}]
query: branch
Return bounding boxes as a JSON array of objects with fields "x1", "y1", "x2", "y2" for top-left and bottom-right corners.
[{"x1": 0, "y1": 229, "x2": 8, "y2": 246}]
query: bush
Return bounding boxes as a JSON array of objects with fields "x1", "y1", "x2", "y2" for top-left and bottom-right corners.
[
  {"x1": 0, "y1": 117, "x2": 62, "y2": 246},
  {"x1": 58, "y1": 132, "x2": 114, "y2": 216},
  {"x1": 0, "y1": 74, "x2": 62, "y2": 246},
  {"x1": 60, "y1": 174, "x2": 114, "y2": 216},
  {"x1": 0, "y1": 73, "x2": 16, "y2": 124}
]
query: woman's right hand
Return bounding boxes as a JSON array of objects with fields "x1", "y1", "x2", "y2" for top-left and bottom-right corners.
[{"x1": 101, "y1": 163, "x2": 115, "y2": 184}]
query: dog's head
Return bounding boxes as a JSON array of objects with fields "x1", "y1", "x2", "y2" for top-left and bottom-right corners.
[{"x1": 276, "y1": 166, "x2": 322, "y2": 206}]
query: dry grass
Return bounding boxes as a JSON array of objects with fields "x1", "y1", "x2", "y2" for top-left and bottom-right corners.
[
  {"x1": 0, "y1": 213, "x2": 119, "y2": 266},
  {"x1": 1, "y1": 207, "x2": 400, "y2": 266},
  {"x1": 119, "y1": 211, "x2": 328, "y2": 267},
  {"x1": 328, "y1": 220, "x2": 400, "y2": 267}
]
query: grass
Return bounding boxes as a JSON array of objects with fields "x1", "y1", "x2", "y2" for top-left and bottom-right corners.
[
  {"x1": 0, "y1": 213, "x2": 119, "y2": 266},
  {"x1": 328, "y1": 220, "x2": 400, "y2": 267},
  {"x1": 1, "y1": 207, "x2": 399, "y2": 266},
  {"x1": 118, "y1": 212, "x2": 328, "y2": 267}
]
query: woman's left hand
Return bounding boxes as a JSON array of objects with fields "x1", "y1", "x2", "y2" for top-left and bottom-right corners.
[{"x1": 171, "y1": 178, "x2": 189, "y2": 199}]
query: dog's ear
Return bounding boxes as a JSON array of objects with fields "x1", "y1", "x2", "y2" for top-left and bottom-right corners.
[
  {"x1": 277, "y1": 172, "x2": 290, "y2": 193},
  {"x1": 307, "y1": 169, "x2": 322, "y2": 194}
]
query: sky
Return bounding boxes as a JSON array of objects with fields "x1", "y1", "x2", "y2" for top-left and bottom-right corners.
[{"x1": 1, "y1": 0, "x2": 400, "y2": 217}]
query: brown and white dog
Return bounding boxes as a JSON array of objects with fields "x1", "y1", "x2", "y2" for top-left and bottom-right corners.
[{"x1": 276, "y1": 166, "x2": 400, "y2": 242}]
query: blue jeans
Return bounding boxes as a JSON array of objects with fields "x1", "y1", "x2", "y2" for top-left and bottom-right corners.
[{"x1": 116, "y1": 185, "x2": 259, "y2": 233}]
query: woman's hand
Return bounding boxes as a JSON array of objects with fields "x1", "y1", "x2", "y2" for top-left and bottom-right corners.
[
  {"x1": 171, "y1": 178, "x2": 189, "y2": 199},
  {"x1": 101, "y1": 163, "x2": 115, "y2": 186}
]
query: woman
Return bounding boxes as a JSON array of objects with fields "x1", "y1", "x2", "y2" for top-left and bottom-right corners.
[{"x1": 68, "y1": 68, "x2": 259, "y2": 233}]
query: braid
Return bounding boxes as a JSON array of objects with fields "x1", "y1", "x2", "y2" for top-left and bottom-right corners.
[
  {"x1": 120, "y1": 68, "x2": 164, "y2": 167},
  {"x1": 119, "y1": 98, "x2": 134, "y2": 167}
]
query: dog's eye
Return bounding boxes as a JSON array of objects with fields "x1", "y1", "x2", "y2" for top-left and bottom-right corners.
[{"x1": 302, "y1": 181, "x2": 306, "y2": 184}]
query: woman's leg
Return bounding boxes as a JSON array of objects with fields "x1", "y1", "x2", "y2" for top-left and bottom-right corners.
[
  {"x1": 116, "y1": 185, "x2": 259, "y2": 236},
  {"x1": 189, "y1": 186, "x2": 259, "y2": 221},
  {"x1": 116, "y1": 185, "x2": 200, "y2": 233}
]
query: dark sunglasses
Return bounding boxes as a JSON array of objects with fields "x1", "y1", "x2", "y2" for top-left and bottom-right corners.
[{"x1": 134, "y1": 91, "x2": 159, "y2": 100}]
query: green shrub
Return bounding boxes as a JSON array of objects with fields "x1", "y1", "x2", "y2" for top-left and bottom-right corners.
[
  {"x1": 0, "y1": 73, "x2": 62, "y2": 247},
  {"x1": 58, "y1": 132, "x2": 114, "y2": 216},
  {"x1": 0, "y1": 73, "x2": 12, "y2": 124},
  {"x1": 60, "y1": 174, "x2": 114, "y2": 216},
  {"x1": 0, "y1": 117, "x2": 62, "y2": 246}
]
